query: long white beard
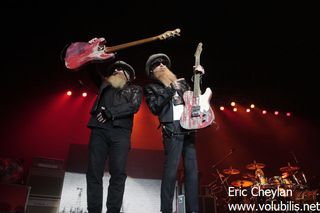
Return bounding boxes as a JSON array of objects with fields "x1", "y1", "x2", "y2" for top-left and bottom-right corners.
[
  {"x1": 106, "y1": 75, "x2": 127, "y2": 89},
  {"x1": 153, "y1": 68, "x2": 177, "y2": 87}
]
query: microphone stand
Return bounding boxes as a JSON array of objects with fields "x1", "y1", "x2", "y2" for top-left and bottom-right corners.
[
  {"x1": 211, "y1": 149, "x2": 235, "y2": 211},
  {"x1": 211, "y1": 149, "x2": 235, "y2": 169},
  {"x1": 290, "y1": 151, "x2": 308, "y2": 187}
]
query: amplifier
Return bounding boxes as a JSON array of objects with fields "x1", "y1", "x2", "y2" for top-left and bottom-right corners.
[
  {"x1": 32, "y1": 157, "x2": 64, "y2": 170},
  {"x1": 27, "y1": 167, "x2": 65, "y2": 199},
  {"x1": 199, "y1": 195, "x2": 217, "y2": 213},
  {"x1": 0, "y1": 183, "x2": 30, "y2": 213},
  {"x1": 26, "y1": 196, "x2": 60, "y2": 213}
]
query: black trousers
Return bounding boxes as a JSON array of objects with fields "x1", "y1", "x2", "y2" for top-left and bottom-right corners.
[
  {"x1": 86, "y1": 127, "x2": 131, "y2": 213},
  {"x1": 160, "y1": 121, "x2": 199, "y2": 213}
]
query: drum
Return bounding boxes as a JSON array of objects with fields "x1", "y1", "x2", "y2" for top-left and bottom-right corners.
[
  {"x1": 268, "y1": 176, "x2": 283, "y2": 188},
  {"x1": 292, "y1": 189, "x2": 320, "y2": 204},
  {"x1": 281, "y1": 178, "x2": 294, "y2": 189}
]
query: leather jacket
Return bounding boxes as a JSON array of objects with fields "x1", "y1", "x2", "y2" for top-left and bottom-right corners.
[
  {"x1": 88, "y1": 81, "x2": 143, "y2": 130},
  {"x1": 144, "y1": 79, "x2": 190, "y2": 123}
]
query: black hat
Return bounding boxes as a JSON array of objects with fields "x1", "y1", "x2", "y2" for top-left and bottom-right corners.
[
  {"x1": 145, "y1": 53, "x2": 171, "y2": 77},
  {"x1": 108, "y1": 61, "x2": 136, "y2": 81}
]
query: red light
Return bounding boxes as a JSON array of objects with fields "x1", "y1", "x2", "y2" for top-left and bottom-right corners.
[
  {"x1": 220, "y1": 106, "x2": 225, "y2": 111},
  {"x1": 286, "y1": 112, "x2": 291, "y2": 117},
  {"x1": 82, "y1": 92, "x2": 87, "y2": 97},
  {"x1": 274, "y1": 111, "x2": 279, "y2": 115},
  {"x1": 67, "y1": 91, "x2": 72, "y2": 96},
  {"x1": 262, "y1": 110, "x2": 267, "y2": 114}
]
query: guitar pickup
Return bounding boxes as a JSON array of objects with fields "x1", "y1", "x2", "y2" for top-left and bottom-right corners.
[{"x1": 191, "y1": 106, "x2": 201, "y2": 117}]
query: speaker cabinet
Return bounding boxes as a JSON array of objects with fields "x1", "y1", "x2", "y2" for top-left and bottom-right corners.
[
  {"x1": 199, "y1": 195, "x2": 216, "y2": 213},
  {"x1": 26, "y1": 196, "x2": 60, "y2": 213},
  {"x1": 0, "y1": 183, "x2": 30, "y2": 213},
  {"x1": 27, "y1": 167, "x2": 65, "y2": 199}
]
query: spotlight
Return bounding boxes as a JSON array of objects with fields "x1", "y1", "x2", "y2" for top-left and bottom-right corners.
[
  {"x1": 220, "y1": 106, "x2": 225, "y2": 111},
  {"x1": 67, "y1": 91, "x2": 72, "y2": 96},
  {"x1": 231, "y1": 102, "x2": 236, "y2": 107},
  {"x1": 233, "y1": 108, "x2": 237, "y2": 112},
  {"x1": 250, "y1": 104, "x2": 255, "y2": 109},
  {"x1": 262, "y1": 110, "x2": 267, "y2": 114},
  {"x1": 82, "y1": 92, "x2": 87, "y2": 97},
  {"x1": 274, "y1": 111, "x2": 279, "y2": 115},
  {"x1": 246, "y1": 109, "x2": 251, "y2": 113},
  {"x1": 286, "y1": 112, "x2": 291, "y2": 117}
]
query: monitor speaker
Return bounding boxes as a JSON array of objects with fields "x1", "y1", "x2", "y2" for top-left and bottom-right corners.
[{"x1": 27, "y1": 167, "x2": 65, "y2": 199}]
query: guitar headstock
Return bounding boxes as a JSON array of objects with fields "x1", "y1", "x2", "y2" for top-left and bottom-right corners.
[
  {"x1": 158, "y1": 28, "x2": 181, "y2": 40},
  {"x1": 194, "y1": 42, "x2": 203, "y2": 58}
]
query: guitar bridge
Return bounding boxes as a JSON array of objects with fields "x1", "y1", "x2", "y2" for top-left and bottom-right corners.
[{"x1": 191, "y1": 106, "x2": 201, "y2": 117}]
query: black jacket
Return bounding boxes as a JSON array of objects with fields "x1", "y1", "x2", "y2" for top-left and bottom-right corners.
[
  {"x1": 88, "y1": 81, "x2": 143, "y2": 130},
  {"x1": 144, "y1": 79, "x2": 190, "y2": 123}
]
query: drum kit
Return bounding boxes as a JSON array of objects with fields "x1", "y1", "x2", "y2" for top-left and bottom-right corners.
[{"x1": 208, "y1": 160, "x2": 319, "y2": 209}]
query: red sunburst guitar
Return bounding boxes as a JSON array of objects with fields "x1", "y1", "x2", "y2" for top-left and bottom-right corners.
[
  {"x1": 180, "y1": 42, "x2": 215, "y2": 130},
  {"x1": 64, "y1": 28, "x2": 181, "y2": 70}
]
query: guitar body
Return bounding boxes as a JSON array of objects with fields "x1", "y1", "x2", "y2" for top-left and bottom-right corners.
[
  {"x1": 180, "y1": 87, "x2": 215, "y2": 130},
  {"x1": 64, "y1": 38, "x2": 114, "y2": 70}
]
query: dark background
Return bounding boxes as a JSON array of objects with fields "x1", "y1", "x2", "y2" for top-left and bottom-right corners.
[{"x1": 0, "y1": 3, "x2": 319, "y2": 186}]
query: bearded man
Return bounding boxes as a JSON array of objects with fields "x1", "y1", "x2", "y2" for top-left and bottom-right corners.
[
  {"x1": 86, "y1": 60, "x2": 142, "y2": 213},
  {"x1": 144, "y1": 53, "x2": 204, "y2": 213}
]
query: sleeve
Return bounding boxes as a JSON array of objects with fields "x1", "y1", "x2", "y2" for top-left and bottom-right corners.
[
  {"x1": 143, "y1": 84, "x2": 175, "y2": 115},
  {"x1": 106, "y1": 85, "x2": 143, "y2": 120}
]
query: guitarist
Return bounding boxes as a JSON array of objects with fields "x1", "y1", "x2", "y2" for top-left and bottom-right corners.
[
  {"x1": 86, "y1": 60, "x2": 143, "y2": 213},
  {"x1": 144, "y1": 53, "x2": 204, "y2": 213}
]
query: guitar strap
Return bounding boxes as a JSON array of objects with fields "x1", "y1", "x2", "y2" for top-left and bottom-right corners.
[{"x1": 162, "y1": 123, "x2": 197, "y2": 136}]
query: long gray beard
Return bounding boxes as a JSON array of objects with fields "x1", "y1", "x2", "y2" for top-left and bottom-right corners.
[
  {"x1": 154, "y1": 68, "x2": 177, "y2": 87},
  {"x1": 106, "y1": 75, "x2": 126, "y2": 89}
]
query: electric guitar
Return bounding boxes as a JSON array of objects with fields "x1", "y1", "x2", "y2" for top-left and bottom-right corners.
[
  {"x1": 64, "y1": 28, "x2": 181, "y2": 70},
  {"x1": 180, "y1": 42, "x2": 215, "y2": 130}
]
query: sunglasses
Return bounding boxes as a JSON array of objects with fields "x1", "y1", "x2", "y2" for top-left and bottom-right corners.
[
  {"x1": 113, "y1": 69, "x2": 130, "y2": 81},
  {"x1": 150, "y1": 61, "x2": 167, "y2": 72}
]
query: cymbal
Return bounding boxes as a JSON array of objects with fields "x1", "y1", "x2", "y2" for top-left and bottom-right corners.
[
  {"x1": 223, "y1": 168, "x2": 240, "y2": 175},
  {"x1": 231, "y1": 180, "x2": 253, "y2": 188},
  {"x1": 281, "y1": 172, "x2": 289, "y2": 179},
  {"x1": 280, "y1": 165, "x2": 300, "y2": 173},
  {"x1": 246, "y1": 162, "x2": 265, "y2": 170}
]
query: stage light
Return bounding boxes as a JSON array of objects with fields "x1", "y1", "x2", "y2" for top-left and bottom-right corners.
[
  {"x1": 250, "y1": 104, "x2": 255, "y2": 109},
  {"x1": 82, "y1": 92, "x2": 87, "y2": 97},
  {"x1": 274, "y1": 111, "x2": 279, "y2": 115},
  {"x1": 233, "y1": 108, "x2": 237, "y2": 112},
  {"x1": 246, "y1": 109, "x2": 251, "y2": 113},
  {"x1": 231, "y1": 102, "x2": 236, "y2": 106},
  {"x1": 262, "y1": 110, "x2": 267, "y2": 114},
  {"x1": 286, "y1": 112, "x2": 291, "y2": 117},
  {"x1": 67, "y1": 91, "x2": 72, "y2": 96},
  {"x1": 220, "y1": 106, "x2": 225, "y2": 111}
]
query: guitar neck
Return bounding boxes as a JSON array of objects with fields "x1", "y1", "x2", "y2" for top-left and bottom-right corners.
[
  {"x1": 105, "y1": 36, "x2": 159, "y2": 53},
  {"x1": 193, "y1": 73, "x2": 201, "y2": 97},
  {"x1": 193, "y1": 42, "x2": 203, "y2": 98}
]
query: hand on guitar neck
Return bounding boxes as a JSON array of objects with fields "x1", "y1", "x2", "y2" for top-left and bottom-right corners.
[{"x1": 193, "y1": 64, "x2": 205, "y2": 75}]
